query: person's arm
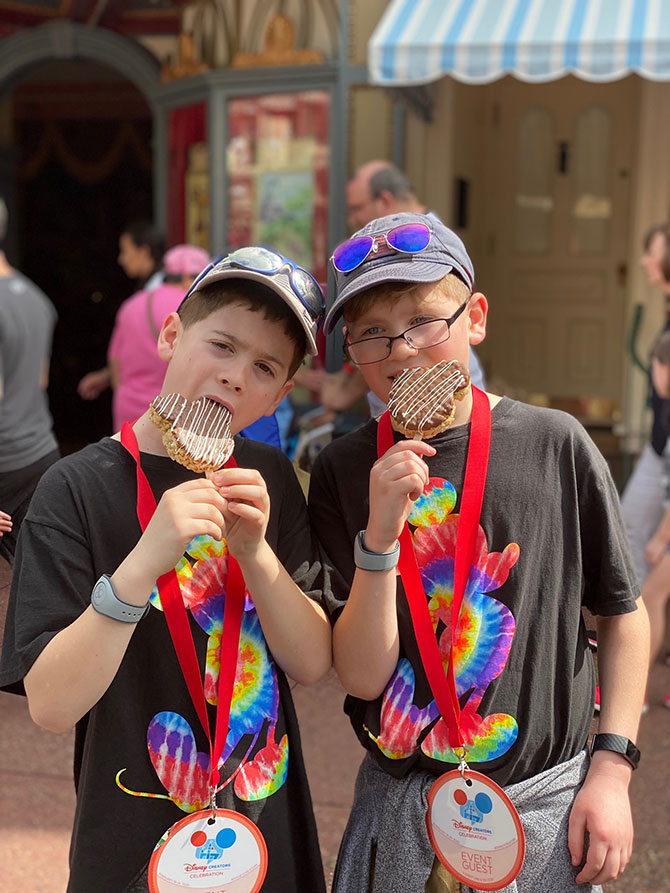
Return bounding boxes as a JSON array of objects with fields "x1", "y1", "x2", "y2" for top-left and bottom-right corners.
[
  {"x1": 77, "y1": 366, "x2": 111, "y2": 399},
  {"x1": 320, "y1": 367, "x2": 369, "y2": 412},
  {"x1": 293, "y1": 365, "x2": 326, "y2": 393},
  {"x1": 209, "y1": 466, "x2": 331, "y2": 685},
  {"x1": 567, "y1": 603, "x2": 650, "y2": 885},
  {"x1": 39, "y1": 356, "x2": 50, "y2": 389},
  {"x1": 645, "y1": 505, "x2": 670, "y2": 566},
  {"x1": 24, "y1": 478, "x2": 228, "y2": 734},
  {"x1": 331, "y1": 439, "x2": 435, "y2": 699}
]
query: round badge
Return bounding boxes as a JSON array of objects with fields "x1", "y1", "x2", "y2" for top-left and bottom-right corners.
[
  {"x1": 426, "y1": 770, "x2": 525, "y2": 891},
  {"x1": 148, "y1": 809, "x2": 268, "y2": 892}
]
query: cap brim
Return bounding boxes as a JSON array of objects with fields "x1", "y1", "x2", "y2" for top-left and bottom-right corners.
[
  {"x1": 184, "y1": 267, "x2": 318, "y2": 356},
  {"x1": 325, "y1": 258, "x2": 454, "y2": 334}
]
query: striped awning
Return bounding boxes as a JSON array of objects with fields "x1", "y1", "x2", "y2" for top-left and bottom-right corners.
[{"x1": 369, "y1": 0, "x2": 670, "y2": 86}]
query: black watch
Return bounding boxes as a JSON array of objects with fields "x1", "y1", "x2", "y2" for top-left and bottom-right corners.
[{"x1": 590, "y1": 733, "x2": 640, "y2": 770}]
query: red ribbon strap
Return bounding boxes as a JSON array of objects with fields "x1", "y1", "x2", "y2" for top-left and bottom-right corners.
[
  {"x1": 376, "y1": 386, "x2": 491, "y2": 749},
  {"x1": 120, "y1": 422, "x2": 245, "y2": 789}
]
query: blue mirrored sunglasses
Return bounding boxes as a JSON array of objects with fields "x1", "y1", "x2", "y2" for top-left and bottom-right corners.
[
  {"x1": 332, "y1": 222, "x2": 432, "y2": 274},
  {"x1": 186, "y1": 246, "x2": 325, "y2": 322}
]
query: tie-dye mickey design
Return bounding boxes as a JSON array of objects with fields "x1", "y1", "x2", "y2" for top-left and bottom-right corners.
[
  {"x1": 116, "y1": 535, "x2": 288, "y2": 812},
  {"x1": 367, "y1": 477, "x2": 520, "y2": 765}
]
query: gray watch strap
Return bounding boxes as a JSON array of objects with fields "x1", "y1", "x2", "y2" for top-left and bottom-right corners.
[
  {"x1": 353, "y1": 530, "x2": 400, "y2": 571},
  {"x1": 91, "y1": 574, "x2": 150, "y2": 623}
]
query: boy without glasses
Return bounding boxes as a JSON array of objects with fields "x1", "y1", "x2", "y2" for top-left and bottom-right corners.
[
  {"x1": 0, "y1": 250, "x2": 331, "y2": 892},
  {"x1": 309, "y1": 212, "x2": 649, "y2": 892}
]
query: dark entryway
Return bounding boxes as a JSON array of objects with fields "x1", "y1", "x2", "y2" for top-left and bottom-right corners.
[{"x1": 9, "y1": 60, "x2": 154, "y2": 453}]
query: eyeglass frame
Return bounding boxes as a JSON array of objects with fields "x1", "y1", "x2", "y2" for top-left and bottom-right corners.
[
  {"x1": 343, "y1": 295, "x2": 471, "y2": 366},
  {"x1": 183, "y1": 247, "x2": 325, "y2": 323}
]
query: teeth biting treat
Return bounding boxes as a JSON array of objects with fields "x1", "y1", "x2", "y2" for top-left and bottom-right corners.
[
  {"x1": 387, "y1": 360, "x2": 471, "y2": 439},
  {"x1": 149, "y1": 394, "x2": 234, "y2": 472}
]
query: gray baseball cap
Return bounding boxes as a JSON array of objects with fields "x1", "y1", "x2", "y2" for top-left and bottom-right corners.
[{"x1": 325, "y1": 212, "x2": 475, "y2": 334}]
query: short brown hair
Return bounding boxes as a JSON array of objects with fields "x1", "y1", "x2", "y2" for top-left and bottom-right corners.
[
  {"x1": 179, "y1": 279, "x2": 307, "y2": 377},
  {"x1": 341, "y1": 272, "x2": 470, "y2": 328}
]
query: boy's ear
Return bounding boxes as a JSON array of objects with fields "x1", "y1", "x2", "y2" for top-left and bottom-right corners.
[
  {"x1": 467, "y1": 292, "x2": 488, "y2": 346},
  {"x1": 263, "y1": 378, "x2": 294, "y2": 417},
  {"x1": 157, "y1": 312, "x2": 183, "y2": 361}
]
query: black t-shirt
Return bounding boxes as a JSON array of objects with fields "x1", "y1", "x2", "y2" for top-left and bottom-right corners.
[
  {"x1": 309, "y1": 398, "x2": 638, "y2": 788},
  {"x1": 0, "y1": 437, "x2": 326, "y2": 893}
]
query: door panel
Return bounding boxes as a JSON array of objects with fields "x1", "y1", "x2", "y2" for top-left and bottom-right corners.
[{"x1": 480, "y1": 76, "x2": 636, "y2": 412}]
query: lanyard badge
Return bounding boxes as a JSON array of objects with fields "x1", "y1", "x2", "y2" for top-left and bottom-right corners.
[
  {"x1": 377, "y1": 388, "x2": 525, "y2": 889},
  {"x1": 120, "y1": 424, "x2": 268, "y2": 892}
]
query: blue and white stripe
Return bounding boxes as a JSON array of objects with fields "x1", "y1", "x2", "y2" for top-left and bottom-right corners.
[{"x1": 369, "y1": 0, "x2": 670, "y2": 85}]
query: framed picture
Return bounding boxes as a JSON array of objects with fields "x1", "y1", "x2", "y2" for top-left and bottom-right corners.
[{"x1": 255, "y1": 169, "x2": 313, "y2": 269}]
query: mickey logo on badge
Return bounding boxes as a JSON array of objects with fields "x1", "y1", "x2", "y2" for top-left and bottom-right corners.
[{"x1": 190, "y1": 827, "x2": 236, "y2": 861}]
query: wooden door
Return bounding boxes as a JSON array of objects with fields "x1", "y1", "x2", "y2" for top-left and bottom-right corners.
[{"x1": 478, "y1": 76, "x2": 637, "y2": 413}]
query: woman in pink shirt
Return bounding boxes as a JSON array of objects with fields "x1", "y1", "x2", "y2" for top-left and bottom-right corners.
[{"x1": 107, "y1": 244, "x2": 210, "y2": 431}]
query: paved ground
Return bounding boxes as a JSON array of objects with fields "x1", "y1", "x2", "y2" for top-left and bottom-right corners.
[{"x1": 1, "y1": 556, "x2": 669, "y2": 892}]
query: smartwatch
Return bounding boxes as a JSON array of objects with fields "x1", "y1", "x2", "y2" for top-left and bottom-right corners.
[
  {"x1": 353, "y1": 530, "x2": 400, "y2": 572},
  {"x1": 91, "y1": 574, "x2": 150, "y2": 623},
  {"x1": 590, "y1": 733, "x2": 640, "y2": 770}
]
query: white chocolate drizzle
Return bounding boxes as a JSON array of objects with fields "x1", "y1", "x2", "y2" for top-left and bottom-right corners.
[
  {"x1": 151, "y1": 393, "x2": 233, "y2": 468},
  {"x1": 387, "y1": 360, "x2": 468, "y2": 435}
]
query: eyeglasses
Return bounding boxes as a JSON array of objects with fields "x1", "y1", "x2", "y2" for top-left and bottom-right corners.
[
  {"x1": 332, "y1": 223, "x2": 432, "y2": 274},
  {"x1": 186, "y1": 246, "x2": 325, "y2": 323},
  {"x1": 344, "y1": 297, "x2": 470, "y2": 366}
]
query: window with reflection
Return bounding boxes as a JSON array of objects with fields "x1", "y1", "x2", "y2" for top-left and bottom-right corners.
[
  {"x1": 515, "y1": 108, "x2": 554, "y2": 254},
  {"x1": 571, "y1": 106, "x2": 611, "y2": 255},
  {"x1": 226, "y1": 91, "x2": 330, "y2": 283}
]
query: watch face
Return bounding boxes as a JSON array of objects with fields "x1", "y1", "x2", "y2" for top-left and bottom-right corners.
[{"x1": 92, "y1": 580, "x2": 106, "y2": 607}]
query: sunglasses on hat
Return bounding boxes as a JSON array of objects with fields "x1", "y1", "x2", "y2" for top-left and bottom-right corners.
[
  {"x1": 332, "y1": 222, "x2": 432, "y2": 274},
  {"x1": 186, "y1": 246, "x2": 325, "y2": 324}
]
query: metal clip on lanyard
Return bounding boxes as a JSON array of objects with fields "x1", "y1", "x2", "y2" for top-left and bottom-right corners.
[
  {"x1": 377, "y1": 386, "x2": 492, "y2": 770},
  {"x1": 120, "y1": 422, "x2": 245, "y2": 817}
]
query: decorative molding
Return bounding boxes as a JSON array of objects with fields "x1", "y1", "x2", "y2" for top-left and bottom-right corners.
[
  {"x1": 18, "y1": 118, "x2": 152, "y2": 183},
  {"x1": 0, "y1": 20, "x2": 161, "y2": 100},
  {"x1": 161, "y1": 32, "x2": 209, "y2": 83},
  {"x1": 184, "y1": 0, "x2": 337, "y2": 70},
  {"x1": 231, "y1": 13, "x2": 323, "y2": 68}
]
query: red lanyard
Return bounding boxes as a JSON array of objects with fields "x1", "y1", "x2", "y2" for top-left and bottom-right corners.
[
  {"x1": 376, "y1": 386, "x2": 491, "y2": 749},
  {"x1": 120, "y1": 422, "x2": 245, "y2": 790}
]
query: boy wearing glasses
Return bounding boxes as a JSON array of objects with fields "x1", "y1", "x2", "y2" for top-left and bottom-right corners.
[
  {"x1": 0, "y1": 250, "x2": 331, "y2": 892},
  {"x1": 309, "y1": 212, "x2": 649, "y2": 892}
]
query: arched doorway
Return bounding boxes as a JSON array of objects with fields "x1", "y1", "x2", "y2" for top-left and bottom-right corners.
[
  {"x1": 11, "y1": 60, "x2": 154, "y2": 449},
  {"x1": 0, "y1": 22, "x2": 161, "y2": 451}
]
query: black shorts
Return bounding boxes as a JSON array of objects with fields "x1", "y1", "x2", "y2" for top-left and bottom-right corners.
[{"x1": 0, "y1": 449, "x2": 59, "y2": 564}]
